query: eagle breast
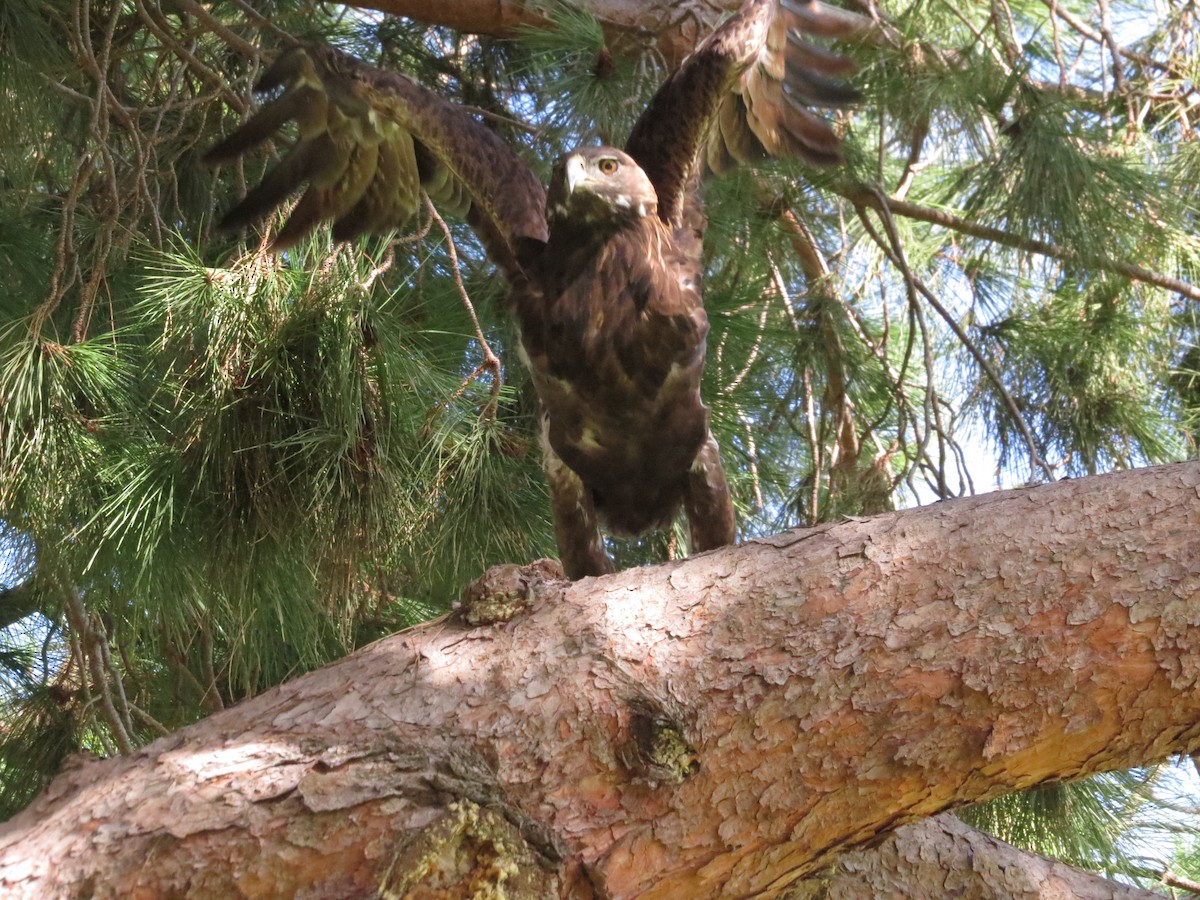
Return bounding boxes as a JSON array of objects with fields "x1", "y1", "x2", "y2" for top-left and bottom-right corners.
[{"x1": 517, "y1": 145, "x2": 711, "y2": 538}]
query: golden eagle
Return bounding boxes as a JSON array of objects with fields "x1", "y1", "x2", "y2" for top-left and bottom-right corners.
[{"x1": 204, "y1": 0, "x2": 856, "y2": 579}]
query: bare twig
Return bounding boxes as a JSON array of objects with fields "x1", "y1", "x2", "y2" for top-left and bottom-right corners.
[
  {"x1": 855, "y1": 188, "x2": 1056, "y2": 484},
  {"x1": 128, "y1": 704, "x2": 171, "y2": 737},
  {"x1": 134, "y1": 0, "x2": 249, "y2": 111},
  {"x1": 801, "y1": 367, "x2": 822, "y2": 520},
  {"x1": 721, "y1": 265, "x2": 772, "y2": 396},
  {"x1": 1037, "y1": 0, "x2": 1177, "y2": 76},
  {"x1": 64, "y1": 588, "x2": 136, "y2": 755},
  {"x1": 843, "y1": 189, "x2": 1200, "y2": 303},
  {"x1": 424, "y1": 194, "x2": 502, "y2": 418},
  {"x1": 172, "y1": 0, "x2": 263, "y2": 60},
  {"x1": 736, "y1": 407, "x2": 764, "y2": 512}
]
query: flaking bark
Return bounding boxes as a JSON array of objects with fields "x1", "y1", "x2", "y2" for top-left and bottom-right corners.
[
  {"x1": 800, "y1": 812, "x2": 1165, "y2": 899},
  {"x1": 2, "y1": 462, "x2": 1198, "y2": 897}
]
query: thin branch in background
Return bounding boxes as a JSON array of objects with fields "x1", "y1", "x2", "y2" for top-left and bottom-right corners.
[
  {"x1": 172, "y1": 0, "x2": 264, "y2": 61},
  {"x1": 802, "y1": 367, "x2": 822, "y2": 521},
  {"x1": 909, "y1": 274, "x2": 950, "y2": 498},
  {"x1": 777, "y1": 206, "x2": 866, "y2": 509},
  {"x1": 721, "y1": 265, "x2": 772, "y2": 396},
  {"x1": 134, "y1": 0, "x2": 249, "y2": 112},
  {"x1": 360, "y1": 247, "x2": 397, "y2": 292},
  {"x1": 199, "y1": 619, "x2": 223, "y2": 713},
  {"x1": 1046, "y1": 0, "x2": 1068, "y2": 91},
  {"x1": 774, "y1": 263, "x2": 802, "y2": 333},
  {"x1": 837, "y1": 256, "x2": 928, "y2": 498},
  {"x1": 129, "y1": 704, "x2": 171, "y2": 737},
  {"x1": 855, "y1": 188, "x2": 1056, "y2": 484},
  {"x1": 73, "y1": 226, "x2": 114, "y2": 341},
  {"x1": 736, "y1": 407, "x2": 764, "y2": 512},
  {"x1": 1037, "y1": 0, "x2": 1178, "y2": 77},
  {"x1": 943, "y1": 3, "x2": 1011, "y2": 73},
  {"x1": 95, "y1": 613, "x2": 134, "y2": 738},
  {"x1": 842, "y1": 189, "x2": 1200, "y2": 303},
  {"x1": 162, "y1": 636, "x2": 223, "y2": 714},
  {"x1": 893, "y1": 112, "x2": 930, "y2": 201},
  {"x1": 66, "y1": 626, "x2": 117, "y2": 758},
  {"x1": 989, "y1": 0, "x2": 1024, "y2": 67},
  {"x1": 35, "y1": 156, "x2": 91, "y2": 335},
  {"x1": 783, "y1": 216, "x2": 863, "y2": 504},
  {"x1": 853, "y1": 191, "x2": 949, "y2": 496},
  {"x1": 1161, "y1": 869, "x2": 1200, "y2": 897},
  {"x1": 423, "y1": 194, "x2": 502, "y2": 418},
  {"x1": 944, "y1": 403, "x2": 978, "y2": 496},
  {"x1": 64, "y1": 588, "x2": 135, "y2": 755},
  {"x1": 1095, "y1": 0, "x2": 1127, "y2": 116}
]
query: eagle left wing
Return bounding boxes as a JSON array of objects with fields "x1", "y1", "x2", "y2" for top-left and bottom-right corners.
[
  {"x1": 623, "y1": 0, "x2": 858, "y2": 227},
  {"x1": 203, "y1": 44, "x2": 547, "y2": 279}
]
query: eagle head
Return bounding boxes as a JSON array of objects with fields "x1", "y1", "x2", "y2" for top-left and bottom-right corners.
[{"x1": 547, "y1": 147, "x2": 658, "y2": 229}]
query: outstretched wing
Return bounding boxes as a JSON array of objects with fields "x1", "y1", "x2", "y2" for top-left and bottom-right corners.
[
  {"x1": 624, "y1": 0, "x2": 858, "y2": 227},
  {"x1": 204, "y1": 44, "x2": 547, "y2": 278}
]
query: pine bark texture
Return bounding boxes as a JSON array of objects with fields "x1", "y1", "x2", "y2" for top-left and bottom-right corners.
[
  {"x1": 2, "y1": 462, "x2": 1199, "y2": 897},
  {"x1": 799, "y1": 812, "x2": 1164, "y2": 899}
]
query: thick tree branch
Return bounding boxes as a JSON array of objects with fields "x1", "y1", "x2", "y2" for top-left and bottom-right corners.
[
  {"x1": 2, "y1": 461, "x2": 1199, "y2": 896},
  {"x1": 805, "y1": 813, "x2": 1165, "y2": 899},
  {"x1": 346, "y1": 0, "x2": 876, "y2": 65}
]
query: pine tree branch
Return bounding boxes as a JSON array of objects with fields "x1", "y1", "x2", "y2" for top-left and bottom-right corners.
[
  {"x1": 1038, "y1": 0, "x2": 1179, "y2": 77},
  {"x1": 3, "y1": 461, "x2": 1199, "y2": 896},
  {"x1": 812, "y1": 813, "x2": 1163, "y2": 900},
  {"x1": 423, "y1": 194, "x2": 502, "y2": 418},
  {"x1": 343, "y1": 0, "x2": 875, "y2": 65},
  {"x1": 842, "y1": 187, "x2": 1200, "y2": 303},
  {"x1": 63, "y1": 589, "x2": 135, "y2": 756},
  {"x1": 1162, "y1": 869, "x2": 1200, "y2": 897},
  {"x1": 853, "y1": 189, "x2": 1057, "y2": 484}
]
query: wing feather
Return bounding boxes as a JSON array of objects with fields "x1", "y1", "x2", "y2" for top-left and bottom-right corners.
[
  {"x1": 216, "y1": 132, "x2": 343, "y2": 231},
  {"x1": 204, "y1": 44, "x2": 546, "y2": 277},
  {"x1": 624, "y1": 0, "x2": 857, "y2": 225},
  {"x1": 331, "y1": 131, "x2": 421, "y2": 241}
]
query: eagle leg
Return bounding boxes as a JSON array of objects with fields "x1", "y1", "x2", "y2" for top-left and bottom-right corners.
[
  {"x1": 684, "y1": 432, "x2": 736, "y2": 553},
  {"x1": 540, "y1": 424, "x2": 615, "y2": 580}
]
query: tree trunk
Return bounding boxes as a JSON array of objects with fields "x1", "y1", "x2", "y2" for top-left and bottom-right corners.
[{"x1": 2, "y1": 462, "x2": 1198, "y2": 897}]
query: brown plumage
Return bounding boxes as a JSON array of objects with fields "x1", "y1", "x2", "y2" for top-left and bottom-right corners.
[{"x1": 204, "y1": 0, "x2": 856, "y2": 579}]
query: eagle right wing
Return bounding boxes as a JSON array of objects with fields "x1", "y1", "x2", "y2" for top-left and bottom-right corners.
[
  {"x1": 624, "y1": 0, "x2": 859, "y2": 228},
  {"x1": 203, "y1": 44, "x2": 547, "y2": 279}
]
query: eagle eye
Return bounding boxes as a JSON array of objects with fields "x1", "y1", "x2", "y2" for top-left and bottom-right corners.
[{"x1": 597, "y1": 157, "x2": 619, "y2": 176}]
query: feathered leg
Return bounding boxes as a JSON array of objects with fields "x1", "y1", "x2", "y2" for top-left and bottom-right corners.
[
  {"x1": 684, "y1": 431, "x2": 736, "y2": 553},
  {"x1": 540, "y1": 420, "x2": 615, "y2": 579}
]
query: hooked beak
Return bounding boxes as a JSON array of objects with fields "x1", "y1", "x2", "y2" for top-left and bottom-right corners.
[{"x1": 563, "y1": 153, "x2": 589, "y2": 195}]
